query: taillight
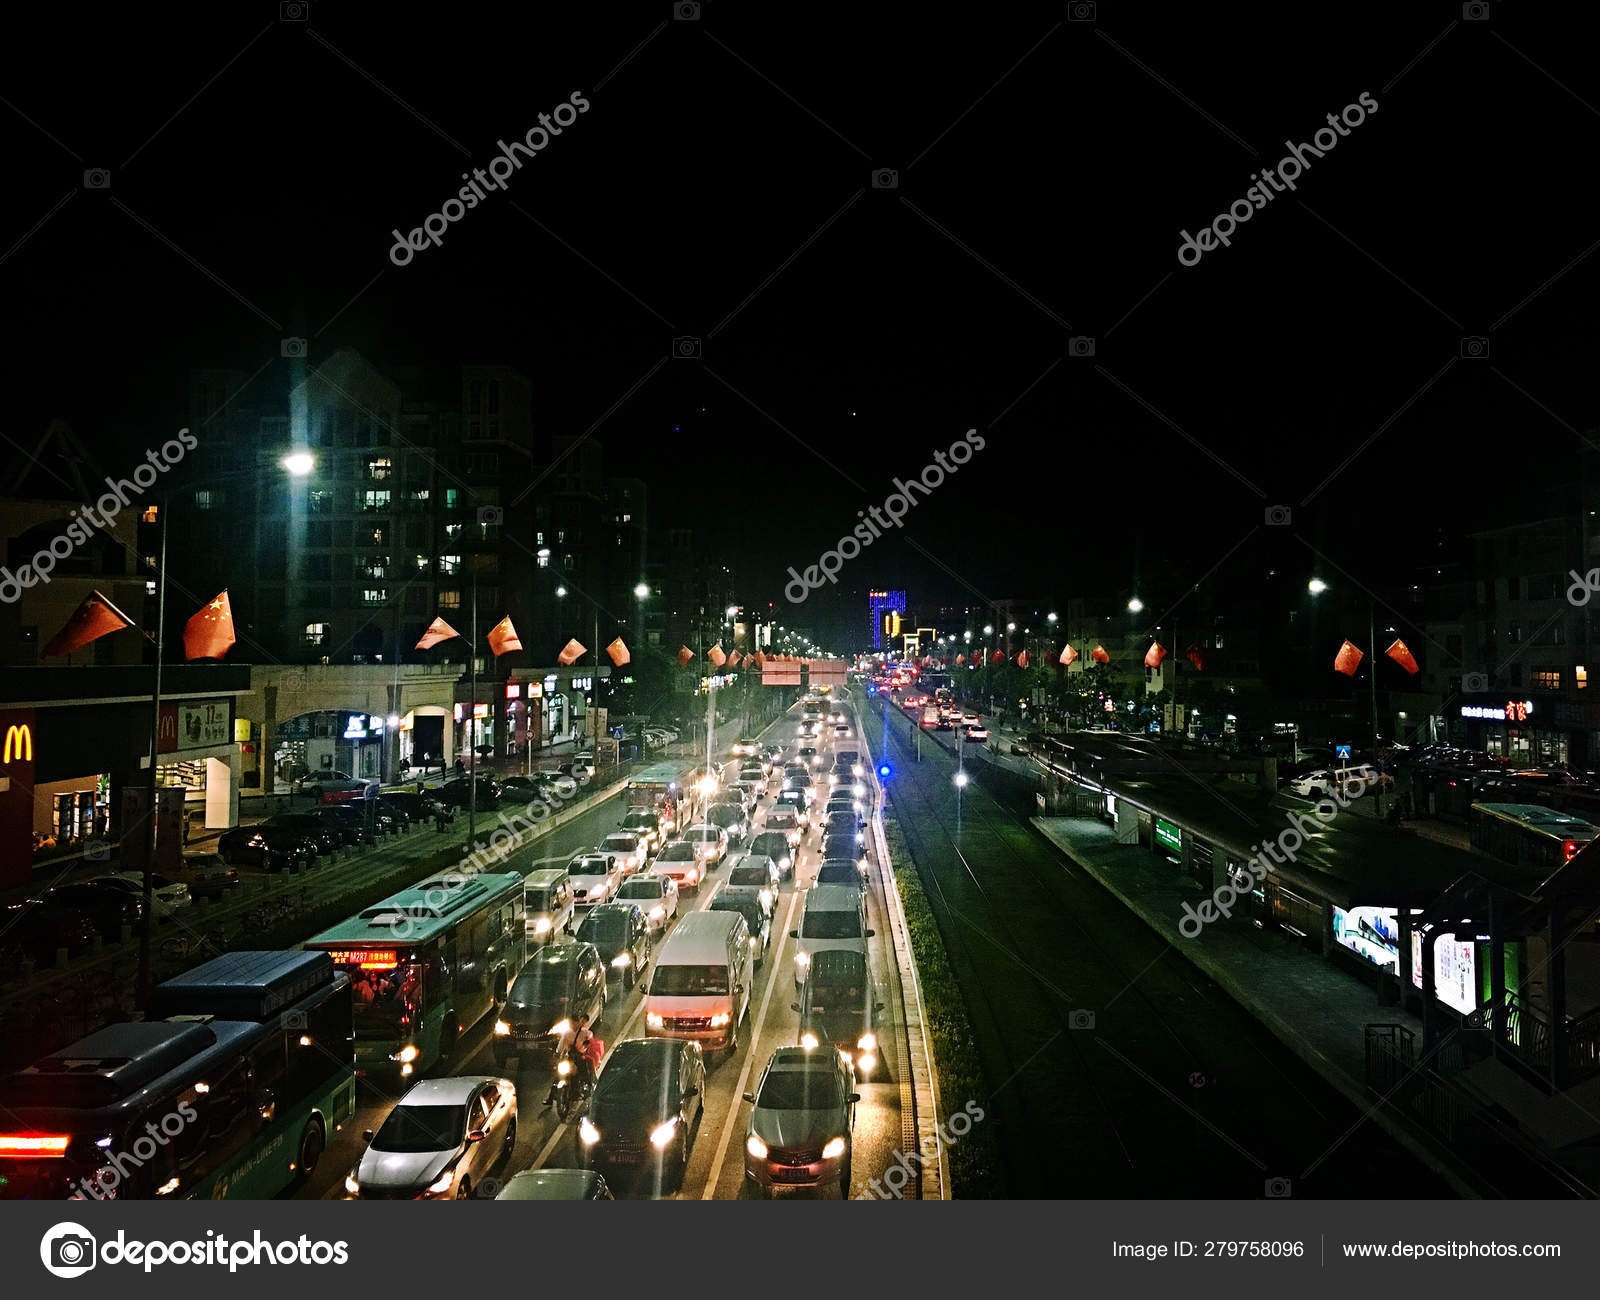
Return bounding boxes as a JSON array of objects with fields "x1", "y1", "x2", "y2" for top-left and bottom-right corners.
[
  {"x1": 0, "y1": 1134, "x2": 70, "y2": 1157},
  {"x1": 1566, "y1": 840, "x2": 1579, "y2": 860}
]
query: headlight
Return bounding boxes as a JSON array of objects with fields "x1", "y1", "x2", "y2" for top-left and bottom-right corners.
[
  {"x1": 344, "y1": 1173, "x2": 360, "y2": 1195},
  {"x1": 550, "y1": 1019, "x2": 572, "y2": 1037},
  {"x1": 857, "y1": 1032, "x2": 877, "y2": 1052},
  {"x1": 394, "y1": 1045, "x2": 419, "y2": 1063},
  {"x1": 852, "y1": 764, "x2": 863, "y2": 777},
  {"x1": 493, "y1": 1020, "x2": 511, "y2": 1036},
  {"x1": 821, "y1": 1136, "x2": 847, "y2": 1161},
  {"x1": 557, "y1": 1059, "x2": 572, "y2": 1076},
  {"x1": 611, "y1": 953, "x2": 632, "y2": 967},
  {"x1": 779, "y1": 856, "x2": 791, "y2": 869},
  {"x1": 759, "y1": 889, "x2": 773, "y2": 909},
  {"x1": 801, "y1": 1032, "x2": 819, "y2": 1049},
  {"x1": 533, "y1": 918, "x2": 552, "y2": 933},
  {"x1": 794, "y1": 951, "x2": 810, "y2": 969},
  {"x1": 709, "y1": 1011, "x2": 731, "y2": 1027},
  {"x1": 649, "y1": 905, "x2": 665, "y2": 919},
  {"x1": 746, "y1": 1133, "x2": 768, "y2": 1160},
  {"x1": 426, "y1": 1169, "x2": 455, "y2": 1194},
  {"x1": 579, "y1": 1118, "x2": 600, "y2": 1146},
  {"x1": 650, "y1": 1118, "x2": 680, "y2": 1149},
  {"x1": 646, "y1": 1012, "x2": 664, "y2": 1029},
  {"x1": 401, "y1": 1063, "x2": 413, "y2": 1077},
  {"x1": 858, "y1": 1053, "x2": 877, "y2": 1074}
]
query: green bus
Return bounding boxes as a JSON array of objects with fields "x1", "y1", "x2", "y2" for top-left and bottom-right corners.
[
  {"x1": 303, "y1": 870, "x2": 525, "y2": 1080},
  {"x1": 0, "y1": 950, "x2": 355, "y2": 1200}
]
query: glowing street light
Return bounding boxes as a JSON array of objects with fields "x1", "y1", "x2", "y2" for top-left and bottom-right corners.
[
  {"x1": 1047, "y1": 612, "x2": 1058, "y2": 624},
  {"x1": 1307, "y1": 578, "x2": 1328, "y2": 595},
  {"x1": 555, "y1": 585, "x2": 567, "y2": 597},
  {"x1": 635, "y1": 582, "x2": 650, "y2": 598},
  {"x1": 281, "y1": 451, "x2": 315, "y2": 477},
  {"x1": 1127, "y1": 597, "x2": 1144, "y2": 613}
]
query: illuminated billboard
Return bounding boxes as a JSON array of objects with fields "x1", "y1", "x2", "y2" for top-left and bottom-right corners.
[
  {"x1": 1411, "y1": 931, "x2": 1477, "y2": 1015},
  {"x1": 1332, "y1": 905, "x2": 1399, "y2": 975}
]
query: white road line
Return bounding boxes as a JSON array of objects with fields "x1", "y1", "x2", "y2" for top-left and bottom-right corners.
[{"x1": 698, "y1": 874, "x2": 802, "y2": 1199}]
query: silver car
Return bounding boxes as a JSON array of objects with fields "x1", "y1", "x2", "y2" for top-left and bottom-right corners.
[
  {"x1": 616, "y1": 872, "x2": 680, "y2": 935},
  {"x1": 346, "y1": 1076, "x2": 517, "y2": 1200}
]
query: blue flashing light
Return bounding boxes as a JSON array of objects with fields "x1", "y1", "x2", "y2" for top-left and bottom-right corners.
[{"x1": 878, "y1": 764, "x2": 892, "y2": 779}]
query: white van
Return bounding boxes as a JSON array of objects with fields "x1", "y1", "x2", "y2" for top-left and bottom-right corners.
[
  {"x1": 645, "y1": 910, "x2": 752, "y2": 1057},
  {"x1": 791, "y1": 884, "x2": 873, "y2": 990},
  {"x1": 524, "y1": 868, "x2": 574, "y2": 944}
]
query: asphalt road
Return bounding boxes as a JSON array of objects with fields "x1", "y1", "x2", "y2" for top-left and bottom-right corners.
[
  {"x1": 861, "y1": 694, "x2": 1451, "y2": 1199},
  {"x1": 301, "y1": 694, "x2": 906, "y2": 1200}
]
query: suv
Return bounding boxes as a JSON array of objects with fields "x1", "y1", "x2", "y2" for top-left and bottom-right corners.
[
  {"x1": 575, "y1": 903, "x2": 652, "y2": 991},
  {"x1": 1287, "y1": 764, "x2": 1382, "y2": 798},
  {"x1": 742, "y1": 1046, "x2": 858, "y2": 1197},
  {"x1": 794, "y1": 948, "x2": 881, "y2": 1078},
  {"x1": 619, "y1": 809, "x2": 663, "y2": 850},
  {"x1": 493, "y1": 942, "x2": 606, "y2": 1066},
  {"x1": 655, "y1": 840, "x2": 705, "y2": 892}
]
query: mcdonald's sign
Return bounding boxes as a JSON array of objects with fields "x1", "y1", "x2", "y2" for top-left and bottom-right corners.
[{"x1": 2, "y1": 724, "x2": 31, "y2": 764}]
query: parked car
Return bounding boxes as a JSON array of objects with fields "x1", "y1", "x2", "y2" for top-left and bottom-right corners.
[
  {"x1": 615, "y1": 872, "x2": 680, "y2": 936},
  {"x1": 345, "y1": 1076, "x2": 517, "y2": 1200},
  {"x1": 575, "y1": 902, "x2": 652, "y2": 990},
  {"x1": 216, "y1": 819, "x2": 314, "y2": 871},
  {"x1": 376, "y1": 792, "x2": 438, "y2": 825},
  {"x1": 579, "y1": 1037, "x2": 706, "y2": 1189},
  {"x1": 162, "y1": 853, "x2": 240, "y2": 899},
  {"x1": 306, "y1": 805, "x2": 370, "y2": 847},
  {"x1": 437, "y1": 777, "x2": 502, "y2": 810},
  {"x1": 0, "y1": 901, "x2": 102, "y2": 964},
  {"x1": 742, "y1": 1045, "x2": 858, "y2": 1197},
  {"x1": 262, "y1": 813, "x2": 342, "y2": 857},
  {"x1": 493, "y1": 942, "x2": 607, "y2": 1066},
  {"x1": 41, "y1": 882, "x2": 144, "y2": 940},
  {"x1": 88, "y1": 872, "x2": 192, "y2": 919}
]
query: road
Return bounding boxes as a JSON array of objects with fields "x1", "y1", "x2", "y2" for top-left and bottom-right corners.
[
  {"x1": 302, "y1": 690, "x2": 908, "y2": 1200},
  {"x1": 861, "y1": 693, "x2": 1451, "y2": 1198}
]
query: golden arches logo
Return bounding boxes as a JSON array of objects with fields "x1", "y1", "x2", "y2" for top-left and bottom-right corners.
[{"x1": 3, "y1": 724, "x2": 32, "y2": 764}]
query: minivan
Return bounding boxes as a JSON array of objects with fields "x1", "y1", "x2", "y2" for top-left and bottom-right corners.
[
  {"x1": 524, "y1": 868, "x2": 575, "y2": 943},
  {"x1": 645, "y1": 910, "x2": 753, "y2": 1058},
  {"x1": 791, "y1": 884, "x2": 872, "y2": 991}
]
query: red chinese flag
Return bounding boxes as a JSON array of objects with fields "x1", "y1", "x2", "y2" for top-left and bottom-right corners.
[
  {"x1": 1144, "y1": 641, "x2": 1167, "y2": 669},
  {"x1": 487, "y1": 618, "x2": 524, "y2": 657},
  {"x1": 43, "y1": 590, "x2": 134, "y2": 658},
  {"x1": 606, "y1": 638, "x2": 630, "y2": 667},
  {"x1": 955, "y1": 653, "x2": 966, "y2": 665},
  {"x1": 183, "y1": 590, "x2": 236, "y2": 660},
  {"x1": 1385, "y1": 639, "x2": 1419, "y2": 675},
  {"x1": 707, "y1": 643, "x2": 727, "y2": 667},
  {"x1": 555, "y1": 636, "x2": 584, "y2": 665},
  {"x1": 753, "y1": 652, "x2": 766, "y2": 667},
  {"x1": 677, "y1": 646, "x2": 694, "y2": 667},
  {"x1": 727, "y1": 650, "x2": 743, "y2": 667},
  {"x1": 1185, "y1": 644, "x2": 1206, "y2": 671},
  {"x1": 990, "y1": 650, "x2": 1004, "y2": 665},
  {"x1": 1059, "y1": 644, "x2": 1078, "y2": 667},
  {"x1": 1090, "y1": 644, "x2": 1110, "y2": 664},
  {"x1": 1333, "y1": 640, "x2": 1364, "y2": 676},
  {"x1": 416, "y1": 616, "x2": 460, "y2": 650},
  {"x1": 1016, "y1": 650, "x2": 1029, "y2": 668}
]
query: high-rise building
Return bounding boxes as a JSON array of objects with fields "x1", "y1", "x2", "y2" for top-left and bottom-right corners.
[{"x1": 868, "y1": 589, "x2": 906, "y2": 650}]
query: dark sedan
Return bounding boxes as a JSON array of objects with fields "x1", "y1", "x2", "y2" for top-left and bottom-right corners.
[
  {"x1": 0, "y1": 900, "x2": 100, "y2": 964},
  {"x1": 437, "y1": 777, "x2": 502, "y2": 811},
  {"x1": 492, "y1": 942, "x2": 606, "y2": 1067},
  {"x1": 41, "y1": 882, "x2": 143, "y2": 940},
  {"x1": 579, "y1": 1037, "x2": 705, "y2": 1190},
  {"x1": 574, "y1": 903, "x2": 652, "y2": 991},
  {"x1": 215, "y1": 818, "x2": 317, "y2": 871}
]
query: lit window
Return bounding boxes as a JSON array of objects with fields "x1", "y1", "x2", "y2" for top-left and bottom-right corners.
[
  {"x1": 193, "y1": 490, "x2": 219, "y2": 510},
  {"x1": 439, "y1": 555, "x2": 461, "y2": 575},
  {"x1": 309, "y1": 490, "x2": 332, "y2": 512},
  {"x1": 304, "y1": 623, "x2": 328, "y2": 646},
  {"x1": 371, "y1": 527, "x2": 385, "y2": 544},
  {"x1": 440, "y1": 590, "x2": 461, "y2": 610},
  {"x1": 1532, "y1": 671, "x2": 1561, "y2": 690},
  {"x1": 141, "y1": 505, "x2": 159, "y2": 524},
  {"x1": 362, "y1": 589, "x2": 388, "y2": 606},
  {"x1": 368, "y1": 457, "x2": 393, "y2": 480},
  {"x1": 415, "y1": 555, "x2": 429, "y2": 571},
  {"x1": 1579, "y1": 666, "x2": 1588, "y2": 690},
  {"x1": 364, "y1": 490, "x2": 390, "y2": 511},
  {"x1": 410, "y1": 487, "x2": 430, "y2": 502},
  {"x1": 444, "y1": 523, "x2": 463, "y2": 540}
]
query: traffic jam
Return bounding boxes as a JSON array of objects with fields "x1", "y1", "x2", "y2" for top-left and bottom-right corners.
[{"x1": 301, "y1": 687, "x2": 905, "y2": 1200}]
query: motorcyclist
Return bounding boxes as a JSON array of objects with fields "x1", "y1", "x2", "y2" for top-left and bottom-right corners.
[{"x1": 544, "y1": 1013, "x2": 598, "y2": 1105}]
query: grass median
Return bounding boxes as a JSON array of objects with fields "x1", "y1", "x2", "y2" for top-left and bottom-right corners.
[{"x1": 882, "y1": 816, "x2": 1004, "y2": 1198}]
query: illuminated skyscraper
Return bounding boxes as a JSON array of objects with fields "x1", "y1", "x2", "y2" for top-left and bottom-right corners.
[{"x1": 868, "y1": 589, "x2": 906, "y2": 651}]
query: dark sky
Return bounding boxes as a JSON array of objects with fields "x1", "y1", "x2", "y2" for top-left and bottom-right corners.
[{"x1": 6, "y1": 2, "x2": 1599, "y2": 647}]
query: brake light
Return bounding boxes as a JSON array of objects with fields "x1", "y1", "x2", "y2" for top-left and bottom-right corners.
[
  {"x1": 1566, "y1": 840, "x2": 1579, "y2": 861},
  {"x1": 0, "y1": 1134, "x2": 70, "y2": 1157}
]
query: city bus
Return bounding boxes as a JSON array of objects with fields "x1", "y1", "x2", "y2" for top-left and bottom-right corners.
[
  {"x1": 1469, "y1": 802, "x2": 1599, "y2": 880},
  {"x1": 627, "y1": 760, "x2": 695, "y2": 834},
  {"x1": 303, "y1": 870, "x2": 524, "y2": 1079},
  {"x1": 0, "y1": 950, "x2": 355, "y2": 1200}
]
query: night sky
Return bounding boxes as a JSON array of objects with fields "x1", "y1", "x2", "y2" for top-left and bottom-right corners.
[{"x1": 6, "y1": 3, "x2": 1599, "y2": 647}]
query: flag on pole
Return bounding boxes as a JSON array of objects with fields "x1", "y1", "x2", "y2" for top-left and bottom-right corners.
[
  {"x1": 753, "y1": 652, "x2": 766, "y2": 667},
  {"x1": 183, "y1": 590, "x2": 236, "y2": 660},
  {"x1": 1144, "y1": 642, "x2": 1167, "y2": 669},
  {"x1": 1090, "y1": 644, "x2": 1110, "y2": 664},
  {"x1": 727, "y1": 650, "x2": 743, "y2": 667},
  {"x1": 556, "y1": 637, "x2": 585, "y2": 665},
  {"x1": 1059, "y1": 643, "x2": 1078, "y2": 667},
  {"x1": 1016, "y1": 650, "x2": 1029, "y2": 668},
  {"x1": 677, "y1": 646, "x2": 694, "y2": 667},
  {"x1": 1185, "y1": 644, "x2": 1207, "y2": 671},
  {"x1": 606, "y1": 637, "x2": 631, "y2": 667},
  {"x1": 43, "y1": 590, "x2": 134, "y2": 658},
  {"x1": 955, "y1": 653, "x2": 966, "y2": 665},
  {"x1": 990, "y1": 650, "x2": 1004, "y2": 665},
  {"x1": 1385, "y1": 639, "x2": 1419, "y2": 675},
  {"x1": 1333, "y1": 640, "x2": 1364, "y2": 676},
  {"x1": 487, "y1": 618, "x2": 524, "y2": 657},
  {"x1": 707, "y1": 643, "x2": 727, "y2": 667},
  {"x1": 416, "y1": 616, "x2": 460, "y2": 650}
]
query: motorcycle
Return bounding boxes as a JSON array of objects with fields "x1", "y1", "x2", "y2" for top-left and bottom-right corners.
[{"x1": 551, "y1": 1050, "x2": 594, "y2": 1121}]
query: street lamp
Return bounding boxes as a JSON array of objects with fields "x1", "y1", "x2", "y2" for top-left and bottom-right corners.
[
  {"x1": 954, "y1": 768, "x2": 969, "y2": 840},
  {"x1": 280, "y1": 451, "x2": 315, "y2": 477},
  {"x1": 1127, "y1": 597, "x2": 1144, "y2": 613},
  {"x1": 1047, "y1": 612, "x2": 1058, "y2": 625},
  {"x1": 1307, "y1": 578, "x2": 1328, "y2": 595},
  {"x1": 1306, "y1": 578, "x2": 1383, "y2": 815}
]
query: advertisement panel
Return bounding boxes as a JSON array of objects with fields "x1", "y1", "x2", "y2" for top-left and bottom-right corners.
[
  {"x1": 1411, "y1": 930, "x2": 1478, "y2": 1014},
  {"x1": 1332, "y1": 905, "x2": 1400, "y2": 975}
]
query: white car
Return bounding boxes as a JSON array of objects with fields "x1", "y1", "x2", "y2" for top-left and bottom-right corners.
[
  {"x1": 90, "y1": 872, "x2": 193, "y2": 918},
  {"x1": 599, "y1": 832, "x2": 648, "y2": 875},
  {"x1": 570, "y1": 758, "x2": 594, "y2": 781},
  {"x1": 567, "y1": 853, "x2": 622, "y2": 906},
  {"x1": 763, "y1": 807, "x2": 804, "y2": 849},
  {"x1": 345, "y1": 1076, "x2": 517, "y2": 1200},
  {"x1": 680, "y1": 823, "x2": 729, "y2": 868},
  {"x1": 616, "y1": 872, "x2": 680, "y2": 935},
  {"x1": 731, "y1": 738, "x2": 762, "y2": 757}
]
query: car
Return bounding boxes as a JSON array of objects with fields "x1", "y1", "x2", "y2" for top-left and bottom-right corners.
[
  {"x1": 705, "y1": 800, "x2": 750, "y2": 845},
  {"x1": 833, "y1": 723, "x2": 851, "y2": 739},
  {"x1": 921, "y1": 708, "x2": 940, "y2": 727},
  {"x1": 306, "y1": 804, "x2": 373, "y2": 846},
  {"x1": 742, "y1": 1045, "x2": 858, "y2": 1197},
  {"x1": 824, "y1": 793, "x2": 863, "y2": 820},
  {"x1": 732, "y1": 774, "x2": 767, "y2": 805},
  {"x1": 576, "y1": 902, "x2": 652, "y2": 990},
  {"x1": 654, "y1": 841, "x2": 706, "y2": 892},
  {"x1": 781, "y1": 762, "x2": 811, "y2": 785},
  {"x1": 377, "y1": 791, "x2": 441, "y2": 825},
  {"x1": 828, "y1": 709, "x2": 846, "y2": 725},
  {"x1": 798, "y1": 721, "x2": 820, "y2": 738},
  {"x1": 815, "y1": 859, "x2": 868, "y2": 887},
  {"x1": 306, "y1": 773, "x2": 375, "y2": 804},
  {"x1": 823, "y1": 810, "x2": 864, "y2": 839},
  {"x1": 0, "y1": 900, "x2": 99, "y2": 964},
  {"x1": 792, "y1": 885, "x2": 872, "y2": 990},
  {"x1": 708, "y1": 891, "x2": 772, "y2": 965},
  {"x1": 835, "y1": 750, "x2": 864, "y2": 778},
  {"x1": 493, "y1": 942, "x2": 607, "y2": 1065},
  {"x1": 619, "y1": 809, "x2": 664, "y2": 850},
  {"x1": 747, "y1": 830, "x2": 795, "y2": 879},
  {"x1": 731, "y1": 738, "x2": 762, "y2": 757},
  {"x1": 963, "y1": 725, "x2": 989, "y2": 743},
  {"x1": 797, "y1": 746, "x2": 824, "y2": 770},
  {"x1": 215, "y1": 819, "x2": 314, "y2": 871},
  {"x1": 437, "y1": 776, "x2": 502, "y2": 810},
  {"x1": 794, "y1": 948, "x2": 882, "y2": 1077},
  {"x1": 161, "y1": 854, "x2": 240, "y2": 899},
  {"x1": 89, "y1": 871, "x2": 193, "y2": 918},
  {"x1": 495, "y1": 1168, "x2": 613, "y2": 1200},
  {"x1": 963, "y1": 712, "x2": 980, "y2": 726},
  {"x1": 599, "y1": 832, "x2": 648, "y2": 874},
  {"x1": 567, "y1": 853, "x2": 623, "y2": 907},
  {"x1": 821, "y1": 829, "x2": 866, "y2": 870},
  {"x1": 679, "y1": 823, "x2": 729, "y2": 869},
  {"x1": 760, "y1": 744, "x2": 784, "y2": 769},
  {"x1": 720, "y1": 854, "x2": 780, "y2": 919},
  {"x1": 270, "y1": 812, "x2": 344, "y2": 856},
  {"x1": 616, "y1": 872, "x2": 680, "y2": 935},
  {"x1": 580, "y1": 1037, "x2": 706, "y2": 1189},
  {"x1": 1287, "y1": 765, "x2": 1380, "y2": 798},
  {"x1": 762, "y1": 807, "x2": 804, "y2": 849},
  {"x1": 775, "y1": 785, "x2": 815, "y2": 816},
  {"x1": 39, "y1": 882, "x2": 144, "y2": 940},
  {"x1": 345, "y1": 1076, "x2": 517, "y2": 1200}
]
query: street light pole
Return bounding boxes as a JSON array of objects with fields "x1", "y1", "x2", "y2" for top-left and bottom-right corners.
[
  {"x1": 469, "y1": 566, "x2": 477, "y2": 847},
  {"x1": 1370, "y1": 597, "x2": 1384, "y2": 819},
  {"x1": 135, "y1": 496, "x2": 169, "y2": 1010}
]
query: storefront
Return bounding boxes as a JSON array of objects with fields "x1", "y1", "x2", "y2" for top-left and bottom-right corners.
[{"x1": 1459, "y1": 697, "x2": 1567, "y2": 766}]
